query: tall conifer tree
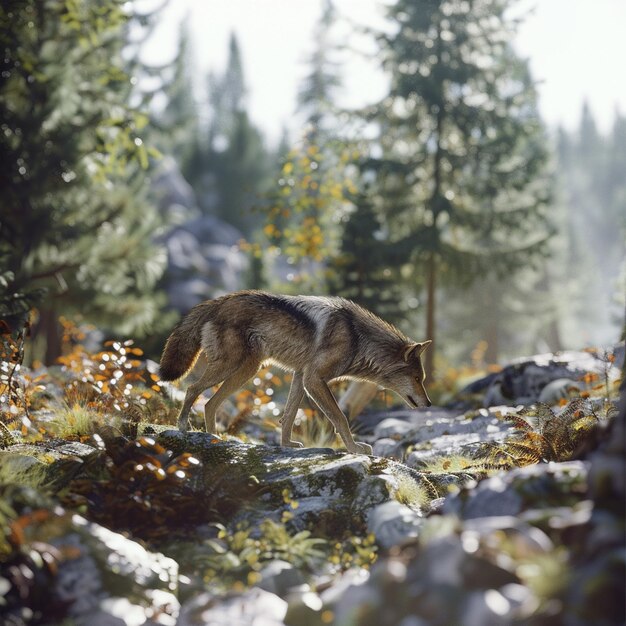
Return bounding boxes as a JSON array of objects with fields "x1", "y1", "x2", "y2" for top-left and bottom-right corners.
[
  {"x1": 156, "y1": 19, "x2": 199, "y2": 171},
  {"x1": 298, "y1": 0, "x2": 341, "y2": 140},
  {"x1": 365, "y1": 0, "x2": 552, "y2": 378},
  {"x1": 0, "y1": 0, "x2": 167, "y2": 362},
  {"x1": 185, "y1": 33, "x2": 270, "y2": 236}
]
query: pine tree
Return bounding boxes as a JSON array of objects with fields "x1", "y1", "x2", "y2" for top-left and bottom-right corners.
[
  {"x1": 185, "y1": 33, "x2": 271, "y2": 236},
  {"x1": 155, "y1": 18, "x2": 200, "y2": 171},
  {"x1": 364, "y1": 0, "x2": 552, "y2": 378},
  {"x1": 329, "y1": 190, "x2": 411, "y2": 323},
  {"x1": 298, "y1": 0, "x2": 341, "y2": 139},
  {"x1": 556, "y1": 105, "x2": 626, "y2": 346},
  {"x1": 0, "y1": 0, "x2": 167, "y2": 362}
]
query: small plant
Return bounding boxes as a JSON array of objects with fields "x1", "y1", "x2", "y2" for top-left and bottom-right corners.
[
  {"x1": 579, "y1": 347, "x2": 620, "y2": 404},
  {"x1": 64, "y1": 436, "x2": 211, "y2": 541},
  {"x1": 50, "y1": 402, "x2": 109, "y2": 439},
  {"x1": 393, "y1": 471, "x2": 432, "y2": 508},
  {"x1": 0, "y1": 320, "x2": 31, "y2": 422},
  {"x1": 0, "y1": 487, "x2": 66, "y2": 622},
  {"x1": 179, "y1": 518, "x2": 328, "y2": 589},
  {"x1": 482, "y1": 399, "x2": 603, "y2": 467},
  {"x1": 328, "y1": 533, "x2": 378, "y2": 570},
  {"x1": 225, "y1": 368, "x2": 285, "y2": 435},
  {"x1": 292, "y1": 408, "x2": 342, "y2": 449},
  {"x1": 178, "y1": 518, "x2": 378, "y2": 592},
  {"x1": 57, "y1": 338, "x2": 164, "y2": 412},
  {"x1": 417, "y1": 454, "x2": 508, "y2": 479}
]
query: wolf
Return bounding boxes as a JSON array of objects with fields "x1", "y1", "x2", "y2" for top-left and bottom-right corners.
[{"x1": 159, "y1": 290, "x2": 432, "y2": 455}]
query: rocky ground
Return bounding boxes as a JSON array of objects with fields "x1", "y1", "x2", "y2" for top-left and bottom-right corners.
[{"x1": 0, "y1": 345, "x2": 624, "y2": 625}]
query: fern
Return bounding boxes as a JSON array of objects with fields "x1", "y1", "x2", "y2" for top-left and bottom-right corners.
[{"x1": 481, "y1": 398, "x2": 603, "y2": 468}]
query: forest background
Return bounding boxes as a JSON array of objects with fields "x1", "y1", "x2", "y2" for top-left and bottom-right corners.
[{"x1": 1, "y1": 0, "x2": 624, "y2": 391}]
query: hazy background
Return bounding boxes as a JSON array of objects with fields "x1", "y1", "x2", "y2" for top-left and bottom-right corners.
[
  {"x1": 142, "y1": 0, "x2": 626, "y2": 140},
  {"x1": 3, "y1": 0, "x2": 625, "y2": 379}
]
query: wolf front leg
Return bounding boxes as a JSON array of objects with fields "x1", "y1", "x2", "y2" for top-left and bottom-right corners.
[
  {"x1": 279, "y1": 372, "x2": 305, "y2": 447},
  {"x1": 302, "y1": 374, "x2": 373, "y2": 455}
]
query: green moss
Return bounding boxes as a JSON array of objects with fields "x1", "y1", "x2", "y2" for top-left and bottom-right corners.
[{"x1": 0, "y1": 451, "x2": 49, "y2": 488}]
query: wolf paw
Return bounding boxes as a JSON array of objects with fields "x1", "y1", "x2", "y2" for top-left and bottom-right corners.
[
  {"x1": 353, "y1": 441, "x2": 373, "y2": 455},
  {"x1": 282, "y1": 440, "x2": 304, "y2": 448}
]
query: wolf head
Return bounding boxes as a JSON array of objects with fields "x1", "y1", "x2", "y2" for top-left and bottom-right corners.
[{"x1": 382, "y1": 340, "x2": 432, "y2": 409}]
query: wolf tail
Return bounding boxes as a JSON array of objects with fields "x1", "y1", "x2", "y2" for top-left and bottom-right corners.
[{"x1": 159, "y1": 302, "x2": 212, "y2": 382}]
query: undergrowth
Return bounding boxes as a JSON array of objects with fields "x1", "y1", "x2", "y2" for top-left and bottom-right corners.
[
  {"x1": 480, "y1": 398, "x2": 612, "y2": 468},
  {"x1": 168, "y1": 518, "x2": 378, "y2": 595}
]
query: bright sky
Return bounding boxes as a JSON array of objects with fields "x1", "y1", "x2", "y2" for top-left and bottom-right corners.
[{"x1": 142, "y1": 0, "x2": 626, "y2": 144}]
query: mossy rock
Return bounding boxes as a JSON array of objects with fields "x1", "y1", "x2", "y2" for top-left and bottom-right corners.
[
  {"x1": 0, "y1": 440, "x2": 97, "y2": 490},
  {"x1": 154, "y1": 431, "x2": 458, "y2": 539}
]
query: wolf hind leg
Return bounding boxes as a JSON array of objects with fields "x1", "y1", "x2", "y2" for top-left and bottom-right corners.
[
  {"x1": 177, "y1": 364, "x2": 225, "y2": 432},
  {"x1": 279, "y1": 372, "x2": 305, "y2": 447},
  {"x1": 204, "y1": 357, "x2": 261, "y2": 433},
  {"x1": 302, "y1": 374, "x2": 373, "y2": 455}
]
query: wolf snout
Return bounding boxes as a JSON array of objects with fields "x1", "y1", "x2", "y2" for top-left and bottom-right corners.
[{"x1": 407, "y1": 394, "x2": 431, "y2": 408}]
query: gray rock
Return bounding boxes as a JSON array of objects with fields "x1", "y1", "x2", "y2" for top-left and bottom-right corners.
[
  {"x1": 374, "y1": 417, "x2": 417, "y2": 439},
  {"x1": 355, "y1": 407, "x2": 459, "y2": 437},
  {"x1": 256, "y1": 560, "x2": 306, "y2": 596},
  {"x1": 52, "y1": 516, "x2": 179, "y2": 625},
  {"x1": 455, "y1": 348, "x2": 622, "y2": 408},
  {"x1": 443, "y1": 461, "x2": 589, "y2": 519},
  {"x1": 367, "y1": 501, "x2": 423, "y2": 549},
  {"x1": 162, "y1": 215, "x2": 249, "y2": 311},
  {"x1": 448, "y1": 473, "x2": 524, "y2": 519},
  {"x1": 155, "y1": 431, "x2": 428, "y2": 535},
  {"x1": 178, "y1": 588, "x2": 287, "y2": 626},
  {"x1": 152, "y1": 156, "x2": 198, "y2": 221},
  {"x1": 0, "y1": 487, "x2": 179, "y2": 626},
  {"x1": 397, "y1": 408, "x2": 516, "y2": 465},
  {"x1": 319, "y1": 567, "x2": 371, "y2": 622},
  {"x1": 372, "y1": 437, "x2": 403, "y2": 459},
  {"x1": 537, "y1": 377, "x2": 582, "y2": 403},
  {"x1": 462, "y1": 589, "x2": 515, "y2": 626},
  {"x1": 153, "y1": 157, "x2": 249, "y2": 311}
]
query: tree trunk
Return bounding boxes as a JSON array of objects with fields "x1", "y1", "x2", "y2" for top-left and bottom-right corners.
[
  {"x1": 484, "y1": 282, "x2": 500, "y2": 364},
  {"x1": 484, "y1": 321, "x2": 499, "y2": 365},
  {"x1": 37, "y1": 309, "x2": 62, "y2": 365},
  {"x1": 537, "y1": 267, "x2": 563, "y2": 352},
  {"x1": 424, "y1": 252, "x2": 436, "y2": 382}
]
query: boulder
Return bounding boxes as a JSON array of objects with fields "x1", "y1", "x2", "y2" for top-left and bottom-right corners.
[
  {"x1": 0, "y1": 440, "x2": 98, "y2": 489},
  {"x1": 366, "y1": 501, "x2": 423, "y2": 549},
  {"x1": 355, "y1": 406, "x2": 516, "y2": 466},
  {"x1": 178, "y1": 588, "x2": 287, "y2": 626},
  {"x1": 442, "y1": 460, "x2": 589, "y2": 520},
  {"x1": 52, "y1": 517, "x2": 179, "y2": 626},
  {"x1": 154, "y1": 431, "x2": 443, "y2": 536},
  {"x1": 0, "y1": 486, "x2": 179, "y2": 626},
  {"x1": 455, "y1": 347, "x2": 622, "y2": 408},
  {"x1": 162, "y1": 216, "x2": 248, "y2": 312}
]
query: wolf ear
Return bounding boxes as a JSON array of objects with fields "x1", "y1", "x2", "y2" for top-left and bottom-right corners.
[
  {"x1": 416, "y1": 340, "x2": 432, "y2": 356},
  {"x1": 404, "y1": 340, "x2": 432, "y2": 362}
]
